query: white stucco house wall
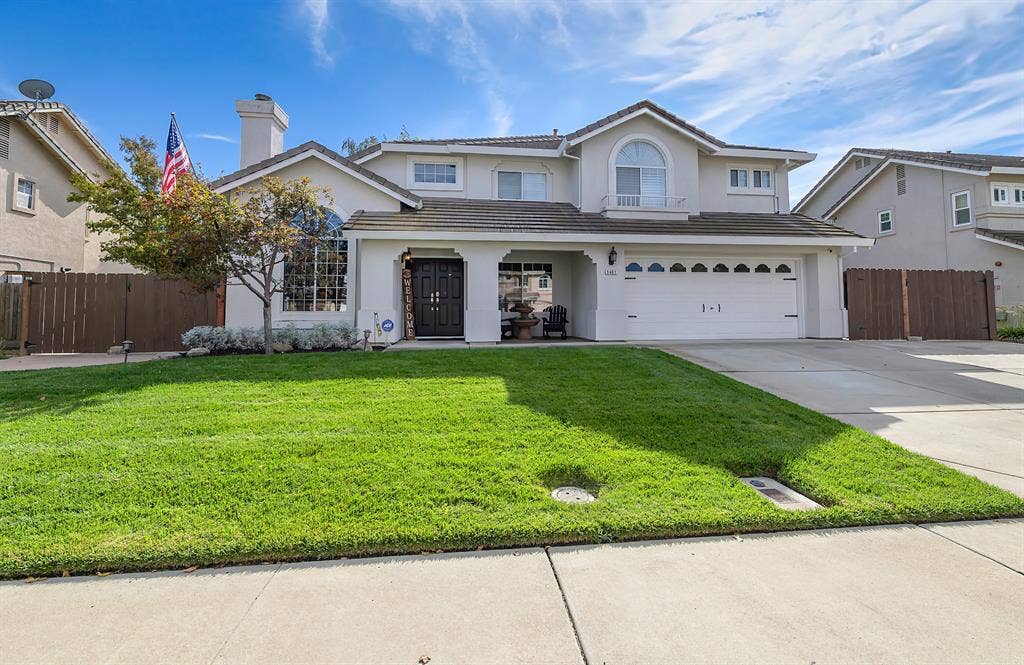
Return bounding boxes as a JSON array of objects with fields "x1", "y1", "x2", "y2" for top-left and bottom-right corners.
[
  {"x1": 795, "y1": 148, "x2": 1024, "y2": 306},
  {"x1": 0, "y1": 101, "x2": 131, "y2": 274},
  {"x1": 211, "y1": 96, "x2": 872, "y2": 344}
]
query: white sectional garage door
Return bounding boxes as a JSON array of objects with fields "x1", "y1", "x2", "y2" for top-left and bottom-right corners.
[{"x1": 624, "y1": 259, "x2": 800, "y2": 340}]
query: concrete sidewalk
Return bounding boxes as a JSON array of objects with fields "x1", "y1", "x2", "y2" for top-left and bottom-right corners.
[
  {"x1": 0, "y1": 352, "x2": 164, "y2": 371},
  {"x1": 1, "y1": 520, "x2": 1021, "y2": 664},
  {"x1": 659, "y1": 340, "x2": 1024, "y2": 496}
]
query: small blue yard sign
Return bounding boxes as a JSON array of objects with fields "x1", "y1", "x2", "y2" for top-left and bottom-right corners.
[{"x1": 381, "y1": 319, "x2": 395, "y2": 332}]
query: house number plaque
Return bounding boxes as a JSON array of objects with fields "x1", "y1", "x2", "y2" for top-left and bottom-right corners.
[{"x1": 402, "y1": 268, "x2": 416, "y2": 340}]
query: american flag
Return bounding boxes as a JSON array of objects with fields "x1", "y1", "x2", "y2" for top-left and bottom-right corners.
[{"x1": 161, "y1": 115, "x2": 192, "y2": 195}]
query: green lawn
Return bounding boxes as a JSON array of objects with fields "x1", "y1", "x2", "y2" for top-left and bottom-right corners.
[{"x1": 1, "y1": 347, "x2": 1021, "y2": 578}]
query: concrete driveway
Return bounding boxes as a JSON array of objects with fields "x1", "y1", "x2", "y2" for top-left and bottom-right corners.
[{"x1": 658, "y1": 339, "x2": 1024, "y2": 496}]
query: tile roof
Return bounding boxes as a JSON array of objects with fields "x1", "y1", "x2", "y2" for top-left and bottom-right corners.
[
  {"x1": 344, "y1": 197, "x2": 864, "y2": 240},
  {"x1": 563, "y1": 100, "x2": 726, "y2": 147},
  {"x1": 0, "y1": 100, "x2": 116, "y2": 165},
  {"x1": 853, "y1": 148, "x2": 1024, "y2": 171},
  {"x1": 976, "y1": 228, "x2": 1024, "y2": 249},
  {"x1": 348, "y1": 134, "x2": 562, "y2": 160},
  {"x1": 208, "y1": 140, "x2": 421, "y2": 204}
]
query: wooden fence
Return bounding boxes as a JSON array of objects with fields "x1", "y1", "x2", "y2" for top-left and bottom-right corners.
[
  {"x1": 0, "y1": 280, "x2": 24, "y2": 349},
  {"x1": 24, "y1": 272, "x2": 223, "y2": 353},
  {"x1": 845, "y1": 268, "x2": 996, "y2": 340}
]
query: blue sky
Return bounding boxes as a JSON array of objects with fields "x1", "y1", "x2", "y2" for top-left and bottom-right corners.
[{"x1": 3, "y1": 0, "x2": 1023, "y2": 199}]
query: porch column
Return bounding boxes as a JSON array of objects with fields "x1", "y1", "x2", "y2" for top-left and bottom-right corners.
[
  {"x1": 455, "y1": 244, "x2": 510, "y2": 343},
  {"x1": 583, "y1": 247, "x2": 626, "y2": 340},
  {"x1": 356, "y1": 239, "x2": 404, "y2": 344}
]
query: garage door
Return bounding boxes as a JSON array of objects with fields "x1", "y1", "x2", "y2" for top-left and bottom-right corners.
[{"x1": 624, "y1": 259, "x2": 800, "y2": 340}]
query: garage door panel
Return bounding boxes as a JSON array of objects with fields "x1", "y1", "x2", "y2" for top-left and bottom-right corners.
[{"x1": 624, "y1": 259, "x2": 799, "y2": 340}]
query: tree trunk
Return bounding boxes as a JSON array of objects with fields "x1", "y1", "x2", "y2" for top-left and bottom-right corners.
[{"x1": 262, "y1": 299, "x2": 273, "y2": 355}]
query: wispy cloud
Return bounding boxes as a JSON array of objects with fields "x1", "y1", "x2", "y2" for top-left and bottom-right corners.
[
  {"x1": 300, "y1": 0, "x2": 334, "y2": 68},
  {"x1": 195, "y1": 133, "x2": 238, "y2": 144}
]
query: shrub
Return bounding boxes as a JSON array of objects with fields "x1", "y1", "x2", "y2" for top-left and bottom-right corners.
[
  {"x1": 182, "y1": 323, "x2": 360, "y2": 353},
  {"x1": 997, "y1": 326, "x2": 1024, "y2": 341}
]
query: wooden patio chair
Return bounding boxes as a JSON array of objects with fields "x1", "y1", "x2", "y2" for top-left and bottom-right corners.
[{"x1": 542, "y1": 305, "x2": 569, "y2": 339}]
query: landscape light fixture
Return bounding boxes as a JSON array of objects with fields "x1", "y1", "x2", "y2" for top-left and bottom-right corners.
[
  {"x1": 608, "y1": 246, "x2": 618, "y2": 266},
  {"x1": 17, "y1": 79, "x2": 55, "y2": 119},
  {"x1": 121, "y1": 339, "x2": 134, "y2": 364}
]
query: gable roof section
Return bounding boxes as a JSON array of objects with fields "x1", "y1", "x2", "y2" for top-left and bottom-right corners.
[
  {"x1": 0, "y1": 101, "x2": 117, "y2": 179},
  {"x1": 209, "y1": 140, "x2": 421, "y2": 207},
  {"x1": 344, "y1": 197, "x2": 869, "y2": 245},
  {"x1": 795, "y1": 147, "x2": 1024, "y2": 215},
  {"x1": 563, "y1": 100, "x2": 725, "y2": 151}
]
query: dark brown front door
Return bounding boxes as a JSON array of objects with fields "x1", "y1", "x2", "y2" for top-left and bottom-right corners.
[{"x1": 412, "y1": 259, "x2": 464, "y2": 337}]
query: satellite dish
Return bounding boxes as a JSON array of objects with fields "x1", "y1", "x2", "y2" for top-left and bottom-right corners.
[{"x1": 18, "y1": 79, "x2": 55, "y2": 101}]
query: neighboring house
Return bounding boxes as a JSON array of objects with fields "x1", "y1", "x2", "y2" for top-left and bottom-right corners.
[
  {"x1": 795, "y1": 149, "x2": 1024, "y2": 306},
  {"x1": 211, "y1": 96, "x2": 871, "y2": 343},
  {"x1": 0, "y1": 101, "x2": 131, "y2": 273}
]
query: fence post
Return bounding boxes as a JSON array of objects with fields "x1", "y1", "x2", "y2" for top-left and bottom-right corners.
[
  {"x1": 18, "y1": 276, "x2": 31, "y2": 355},
  {"x1": 900, "y1": 268, "x2": 911, "y2": 340},
  {"x1": 984, "y1": 270, "x2": 997, "y2": 341}
]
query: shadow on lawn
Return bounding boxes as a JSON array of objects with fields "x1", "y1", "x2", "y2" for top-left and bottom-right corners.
[{"x1": 0, "y1": 347, "x2": 846, "y2": 478}]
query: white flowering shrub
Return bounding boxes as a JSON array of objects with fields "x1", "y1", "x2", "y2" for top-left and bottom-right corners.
[{"x1": 182, "y1": 323, "x2": 359, "y2": 354}]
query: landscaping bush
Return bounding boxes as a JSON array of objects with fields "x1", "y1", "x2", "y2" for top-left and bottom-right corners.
[
  {"x1": 182, "y1": 322, "x2": 359, "y2": 353},
  {"x1": 997, "y1": 326, "x2": 1024, "y2": 341}
]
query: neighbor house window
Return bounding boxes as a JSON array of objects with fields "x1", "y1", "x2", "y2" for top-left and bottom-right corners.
[
  {"x1": 878, "y1": 209, "x2": 893, "y2": 234},
  {"x1": 752, "y1": 170, "x2": 772, "y2": 189},
  {"x1": 951, "y1": 191, "x2": 972, "y2": 227},
  {"x1": 615, "y1": 140, "x2": 667, "y2": 207},
  {"x1": 992, "y1": 185, "x2": 1009, "y2": 205},
  {"x1": 15, "y1": 178, "x2": 36, "y2": 211},
  {"x1": 729, "y1": 169, "x2": 748, "y2": 188},
  {"x1": 282, "y1": 211, "x2": 348, "y2": 312},
  {"x1": 413, "y1": 162, "x2": 456, "y2": 184},
  {"x1": 499, "y1": 262, "x2": 553, "y2": 311},
  {"x1": 497, "y1": 171, "x2": 547, "y2": 201}
]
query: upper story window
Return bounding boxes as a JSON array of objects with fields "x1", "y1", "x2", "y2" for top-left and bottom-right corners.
[
  {"x1": 615, "y1": 140, "x2": 667, "y2": 207},
  {"x1": 951, "y1": 190, "x2": 972, "y2": 227},
  {"x1": 13, "y1": 177, "x2": 37, "y2": 214},
  {"x1": 728, "y1": 166, "x2": 774, "y2": 194},
  {"x1": 497, "y1": 170, "x2": 547, "y2": 201},
  {"x1": 878, "y1": 209, "x2": 893, "y2": 235},
  {"x1": 414, "y1": 162, "x2": 456, "y2": 185},
  {"x1": 992, "y1": 183, "x2": 1024, "y2": 207}
]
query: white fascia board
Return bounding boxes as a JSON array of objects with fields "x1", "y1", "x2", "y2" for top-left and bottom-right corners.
[
  {"x1": 567, "y1": 108, "x2": 722, "y2": 153},
  {"x1": 352, "y1": 149, "x2": 383, "y2": 164},
  {"x1": 213, "y1": 150, "x2": 422, "y2": 208},
  {"x1": 369, "y1": 142, "x2": 562, "y2": 159},
  {"x1": 345, "y1": 229, "x2": 875, "y2": 247},
  {"x1": 976, "y1": 233, "x2": 1024, "y2": 251},
  {"x1": 889, "y1": 158, "x2": 989, "y2": 176},
  {"x1": 715, "y1": 148, "x2": 816, "y2": 162},
  {"x1": 820, "y1": 158, "x2": 891, "y2": 218},
  {"x1": 990, "y1": 166, "x2": 1024, "y2": 175}
]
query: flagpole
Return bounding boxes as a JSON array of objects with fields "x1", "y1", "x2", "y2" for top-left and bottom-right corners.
[{"x1": 170, "y1": 112, "x2": 197, "y2": 176}]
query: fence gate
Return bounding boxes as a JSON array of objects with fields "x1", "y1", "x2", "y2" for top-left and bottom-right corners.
[
  {"x1": 845, "y1": 268, "x2": 995, "y2": 340},
  {"x1": 0, "y1": 278, "x2": 25, "y2": 350},
  {"x1": 25, "y1": 272, "x2": 223, "y2": 353}
]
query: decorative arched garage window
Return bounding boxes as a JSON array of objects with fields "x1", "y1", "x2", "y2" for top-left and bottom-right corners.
[
  {"x1": 733, "y1": 263, "x2": 750, "y2": 273},
  {"x1": 775, "y1": 264, "x2": 792, "y2": 273},
  {"x1": 755, "y1": 264, "x2": 771, "y2": 273},
  {"x1": 283, "y1": 209, "x2": 348, "y2": 312},
  {"x1": 615, "y1": 140, "x2": 667, "y2": 207},
  {"x1": 691, "y1": 263, "x2": 708, "y2": 272},
  {"x1": 648, "y1": 262, "x2": 665, "y2": 272},
  {"x1": 713, "y1": 263, "x2": 729, "y2": 273},
  {"x1": 670, "y1": 263, "x2": 686, "y2": 272},
  {"x1": 625, "y1": 262, "x2": 643, "y2": 272}
]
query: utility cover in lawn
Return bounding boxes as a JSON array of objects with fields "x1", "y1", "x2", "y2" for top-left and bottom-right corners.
[{"x1": 0, "y1": 347, "x2": 1020, "y2": 578}]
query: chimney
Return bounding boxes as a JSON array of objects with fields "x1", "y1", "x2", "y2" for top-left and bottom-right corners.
[{"x1": 235, "y1": 93, "x2": 289, "y2": 169}]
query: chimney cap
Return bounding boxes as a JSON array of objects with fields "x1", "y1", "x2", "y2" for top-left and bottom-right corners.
[
  {"x1": 552, "y1": 128, "x2": 558, "y2": 136},
  {"x1": 254, "y1": 93, "x2": 272, "y2": 101}
]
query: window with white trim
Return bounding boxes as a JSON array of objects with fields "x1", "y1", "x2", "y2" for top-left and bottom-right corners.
[
  {"x1": 615, "y1": 140, "x2": 667, "y2": 207},
  {"x1": 15, "y1": 178, "x2": 36, "y2": 210},
  {"x1": 282, "y1": 211, "x2": 348, "y2": 312},
  {"x1": 729, "y1": 166, "x2": 773, "y2": 193},
  {"x1": 991, "y1": 183, "x2": 1024, "y2": 207},
  {"x1": 497, "y1": 170, "x2": 547, "y2": 201},
  {"x1": 951, "y1": 191, "x2": 972, "y2": 227},
  {"x1": 752, "y1": 169, "x2": 771, "y2": 189},
  {"x1": 877, "y1": 209, "x2": 893, "y2": 234},
  {"x1": 413, "y1": 162, "x2": 456, "y2": 184},
  {"x1": 729, "y1": 168, "x2": 748, "y2": 188}
]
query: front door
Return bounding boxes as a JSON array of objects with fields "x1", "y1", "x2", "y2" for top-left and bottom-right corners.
[{"x1": 411, "y1": 259, "x2": 464, "y2": 337}]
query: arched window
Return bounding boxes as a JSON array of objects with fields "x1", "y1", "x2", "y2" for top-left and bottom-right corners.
[
  {"x1": 625, "y1": 262, "x2": 643, "y2": 272},
  {"x1": 734, "y1": 263, "x2": 750, "y2": 273},
  {"x1": 283, "y1": 210, "x2": 348, "y2": 312},
  {"x1": 670, "y1": 263, "x2": 686, "y2": 272},
  {"x1": 615, "y1": 140, "x2": 667, "y2": 208},
  {"x1": 648, "y1": 262, "x2": 665, "y2": 272},
  {"x1": 755, "y1": 263, "x2": 771, "y2": 273},
  {"x1": 691, "y1": 263, "x2": 708, "y2": 272},
  {"x1": 713, "y1": 263, "x2": 729, "y2": 273},
  {"x1": 775, "y1": 264, "x2": 792, "y2": 273}
]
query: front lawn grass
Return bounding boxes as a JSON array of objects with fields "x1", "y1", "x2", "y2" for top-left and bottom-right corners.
[{"x1": 1, "y1": 347, "x2": 1021, "y2": 578}]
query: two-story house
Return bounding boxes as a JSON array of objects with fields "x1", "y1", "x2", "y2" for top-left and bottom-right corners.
[
  {"x1": 211, "y1": 97, "x2": 871, "y2": 343},
  {"x1": 795, "y1": 149, "x2": 1024, "y2": 307},
  {"x1": 0, "y1": 101, "x2": 129, "y2": 273}
]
